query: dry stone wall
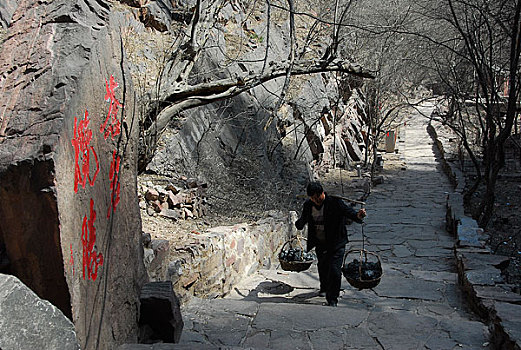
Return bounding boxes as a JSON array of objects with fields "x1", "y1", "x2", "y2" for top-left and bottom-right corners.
[
  {"x1": 144, "y1": 211, "x2": 299, "y2": 301},
  {"x1": 431, "y1": 120, "x2": 521, "y2": 349}
]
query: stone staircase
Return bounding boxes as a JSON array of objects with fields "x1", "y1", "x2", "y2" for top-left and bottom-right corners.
[
  {"x1": 119, "y1": 101, "x2": 520, "y2": 350},
  {"x1": 172, "y1": 103, "x2": 493, "y2": 349}
]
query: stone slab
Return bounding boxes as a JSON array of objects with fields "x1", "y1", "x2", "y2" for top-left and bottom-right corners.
[
  {"x1": 392, "y1": 245, "x2": 414, "y2": 258},
  {"x1": 474, "y1": 285, "x2": 521, "y2": 304},
  {"x1": 410, "y1": 270, "x2": 458, "y2": 283},
  {"x1": 407, "y1": 239, "x2": 453, "y2": 250},
  {"x1": 119, "y1": 345, "x2": 249, "y2": 350},
  {"x1": 457, "y1": 217, "x2": 485, "y2": 248},
  {"x1": 414, "y1": 247, "x2": 453, "y2": 258},
  {"x1": 493, "y1": 302, "x2": 521, "y2": 348},
  {"x1": 367, "y1": 310, "x2": 439, "y2": 349},
  {"x1": 457, "y1": 251, "x2": 509, "y2": 271},
  {"x1": 373, "y1": 271, "x2": 445, "y2": 301},
  {"x1": 465, "y1": 269, "x2": 505, "y2": 286},
  {"x1": 252, "y1": 302, "x2": 370, "y2": 331}
]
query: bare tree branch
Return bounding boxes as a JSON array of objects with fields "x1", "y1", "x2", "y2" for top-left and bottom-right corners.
[
  {"x1": 144, "y1": 58, "x2": 375, "y2": 148},
  {"x1": 263, "y1": 0, "x2": 297, "y2": 131}
]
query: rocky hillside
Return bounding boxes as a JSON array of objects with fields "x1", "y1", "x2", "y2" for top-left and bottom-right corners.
[{"x1": 121, "y1": 0, "x2": 371, "y2": 222}]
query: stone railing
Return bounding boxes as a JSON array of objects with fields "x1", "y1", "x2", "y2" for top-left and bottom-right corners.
[
  {"x1": 144, "y1": 210, "x2": 299, "y2": 302},
  {"x1": 429, "y1": 120, "x2": 521, "y2": 350}
]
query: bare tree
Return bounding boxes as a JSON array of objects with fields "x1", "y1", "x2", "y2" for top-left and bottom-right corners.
[
  {"x1": 137, "y1": 0, "x2": 374, "y2": 171},
  {"x1": 343, "y1": 0, "x2": 521, "y2": 226},
  {"x1": 412, "y1": 0, "x2": 521, "y2": 226},
  {"x1": 332, "y1": 0, "x2": 419, "y2": 177}
]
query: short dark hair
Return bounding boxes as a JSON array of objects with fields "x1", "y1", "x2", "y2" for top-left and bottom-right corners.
[{"x1": 306, "y1": 181, "x2": 324, "y2": 196}]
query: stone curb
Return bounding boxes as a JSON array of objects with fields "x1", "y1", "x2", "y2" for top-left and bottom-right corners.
[
  {"x1": 428, "y1": 121, "x2": 521, "y2": 350},
  {"x1": 426, "y1": 123, "x2": 465, "y2": 193}
]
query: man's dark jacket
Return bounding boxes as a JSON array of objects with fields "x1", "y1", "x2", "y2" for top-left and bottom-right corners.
[{"x1": 295, "y1": 194, "x2": 362, "y2": 252}]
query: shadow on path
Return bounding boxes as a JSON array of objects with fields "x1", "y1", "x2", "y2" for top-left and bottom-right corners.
[{"x1": 233, "y1": 280, "x2": 320, "y2": 304}]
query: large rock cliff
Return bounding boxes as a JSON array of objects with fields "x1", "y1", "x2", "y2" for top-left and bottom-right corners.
[{"x1": 0, "y1": 1, "x2": 145, "y2": 349}]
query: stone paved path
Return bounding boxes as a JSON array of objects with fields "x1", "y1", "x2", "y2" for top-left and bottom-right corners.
[{"x1": 177, "y1": 103, "x2": 491, "y2": 349}]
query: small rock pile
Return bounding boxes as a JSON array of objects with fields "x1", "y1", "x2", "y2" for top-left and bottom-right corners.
[{"x1": 139, "y1": 178, "x2": 208, "y2": 221}]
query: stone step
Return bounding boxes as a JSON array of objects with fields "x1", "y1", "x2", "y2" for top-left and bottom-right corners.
[
  {"x1": 177, "y1": 280, "x2": 490, "y2": 349},
  {"x1": 119, "y1": 344, "x2": 254, "y2": 349}
]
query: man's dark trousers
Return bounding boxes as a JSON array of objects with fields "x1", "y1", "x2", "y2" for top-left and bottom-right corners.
[{"x1": 316, "y1": 244, "x2": 345, "y2": 304}]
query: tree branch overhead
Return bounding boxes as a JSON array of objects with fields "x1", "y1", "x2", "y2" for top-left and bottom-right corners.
[{"x1": 145, "y1": 58, "x2": 375, "y2": 150}]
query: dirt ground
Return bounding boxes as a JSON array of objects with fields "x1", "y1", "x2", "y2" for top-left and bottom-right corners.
[
  {"x1": 433, "y1": 120, "x2": 521, "y2": 293},
  {"x1": 466, "y1": 177, "x2": 521, "y2": 293}
]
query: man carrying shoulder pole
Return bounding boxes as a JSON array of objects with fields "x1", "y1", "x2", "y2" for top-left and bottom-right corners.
[{"x1": 295, "y1": 181, "x2": 366, "y2": 307}]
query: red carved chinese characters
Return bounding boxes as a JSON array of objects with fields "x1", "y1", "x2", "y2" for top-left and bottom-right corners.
[
  {"x1": 100, "y1": 75, "x2": 122, "y2": 140},
  {"x1": 82, "y1": 198, "x2": 104, "y2": 281},
  {"x1": 69, "y1": 244, "x2": 75, "y2": 277},
  {"x1": 107, "y1": 150, "x2": 121, "y2": 218},
  {"x1": 72, "y1": 75, "x2": 125, "y2": 283},
  {"x1": 71, "y1": 110, "x2": 100, "y2": 193}
]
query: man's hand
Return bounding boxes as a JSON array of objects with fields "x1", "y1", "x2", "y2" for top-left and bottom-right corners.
[{"x1": 357, "y1": 208, "x2": 367, "y2": 220}]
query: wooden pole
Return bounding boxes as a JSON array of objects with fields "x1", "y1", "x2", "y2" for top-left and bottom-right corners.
[{"x1": 296, "y1": 194, "x2": 366, "y2": 206}]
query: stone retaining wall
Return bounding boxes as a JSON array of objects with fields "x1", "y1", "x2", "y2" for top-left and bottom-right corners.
[
  {"x1": 429, "y1": 120, "x2": 521, "y2": 350},
  {"x1": 145, "y1": 211, "x2": 299, "y2": 302}
]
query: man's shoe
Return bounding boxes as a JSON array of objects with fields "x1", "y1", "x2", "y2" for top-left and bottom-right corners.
[{"x1": 326, "y1": 301, "x2": 337, "y2": 307}]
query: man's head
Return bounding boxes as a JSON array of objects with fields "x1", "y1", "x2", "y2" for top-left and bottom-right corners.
[{"x1": 307, "y1": 181, "x2": 325, "y2": 206}]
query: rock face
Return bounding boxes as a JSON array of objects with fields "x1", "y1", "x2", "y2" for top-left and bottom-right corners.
[
  {"x1": 0, "y1": 0, "x2": 18, "y2": 28},
  {"x1": 0, "y1": 1, "x2": 145, "y2": 349},
  {"x1": 138, "y1": 2, "x2": 368, "y2": 214},
  {"x1": 0, "y1": 273, "x2": 80, "y2": 350}
]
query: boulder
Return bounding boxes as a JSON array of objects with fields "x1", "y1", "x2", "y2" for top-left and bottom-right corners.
[
  {"x1": 167, "y1": 192, "x2": 184, "y2": 207},
  {"x1": 119, "y1": 0, "x2": 148, "y2": 7},
  {"x1": 160, "y1": 208, "x2": 182, "y2": 220},
  {"x1": 186, "y1": 177, "x2": 199, "y2": 188},
  {"x1": 167, "y1": 259, "x2": 184, "y2": 284},
  {"x1": 139, "y1": 281, "x2": 184, "y2": 344},
  {"x1": 165, "y1": 183, "x2": 180, "y2": 194},
  {"x1": 145, "y1": 188, "x2": 160, "y2": 201},
  {"x1": 0, "y1": 273, "x2": 80, "y2": 350},
  {"x1": 184, "y1": 207, "x2": 194, "y2": 218},
  {"x1": 149, "y1": 240, "x2": 170, "y2": 271},
  {"x1": 151, "y1": 200, "x2": 164, "y2": 212}
]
